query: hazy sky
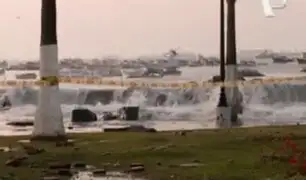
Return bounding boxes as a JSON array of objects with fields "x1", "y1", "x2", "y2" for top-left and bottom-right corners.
[{"x1": 0, "y1": 0, "x2": 305, "y2": 59}]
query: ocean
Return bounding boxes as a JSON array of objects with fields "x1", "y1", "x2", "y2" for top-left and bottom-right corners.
[{"x1": 1, "y1": 60, "x2": 306, "y2": 136}]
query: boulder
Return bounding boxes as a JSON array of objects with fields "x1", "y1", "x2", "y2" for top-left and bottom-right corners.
[
  {"x1": 71, "y1": 108, "x2": 97, "y2": 123},
  {"x1": 118, "y1": 106, "x2": 139, "y2": 121}
]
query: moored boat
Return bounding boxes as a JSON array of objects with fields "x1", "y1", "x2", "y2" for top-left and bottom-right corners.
[
  {"x1": 15, "y1": 73, "x2": 37, "y2": 79},
  {"x1": 297, "y1": 58, "x2": 306, "y2": 64}
]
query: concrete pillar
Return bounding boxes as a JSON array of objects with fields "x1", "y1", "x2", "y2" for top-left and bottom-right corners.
[
  {"x1": 225, "y1": 0, "x2": 243, "y2": 126},
  {"x1": 216, "y1": 0, "x2": 231, "y2": 128},
  {"x1": 32, "y1": 0, "x2": 65, "y2": 139}
]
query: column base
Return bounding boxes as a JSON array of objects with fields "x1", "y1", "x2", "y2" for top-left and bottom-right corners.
[{"x1": 216, "y1": 106, "x2": 232, "y2": 128}]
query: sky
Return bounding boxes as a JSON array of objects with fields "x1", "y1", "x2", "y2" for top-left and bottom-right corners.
[{"x1": 0, "y1": 0, "x2": 305, "y2": 60}]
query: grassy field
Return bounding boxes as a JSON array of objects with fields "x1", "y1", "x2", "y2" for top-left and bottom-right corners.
[{"x1": 1, "y1": 125, "x2": 306, "y2": 180}]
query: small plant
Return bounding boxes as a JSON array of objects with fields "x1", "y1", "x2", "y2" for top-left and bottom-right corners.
[{"x1": 275, "y1": 136, "x2": 306, "y2": 175}]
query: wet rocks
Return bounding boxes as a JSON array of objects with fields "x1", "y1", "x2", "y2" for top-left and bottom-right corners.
[
  {"x1": 42, "y1": 176, "x2": 60, "y2": 180},
  {"x1": 20, "y1": 143, "x2": 45, "y2": 155},
  {"x1": 0, "y1": 146, "x2": 14, "y2": 152},
  {"x1": 5, "y1": 156, "x2": 28, "y2": 167},
  {"x1": 151, "y1": 144, "x2": 175, "y2": 151},
  {"x1": 44, "y1": 161, "x2": 147, "y2": 179},
  {"x1": 49, "y1": 161, "x2": 89, "y2": 170},
  {"x1": 56, "y1": 169, "x2": 72, "y2": 176},
  {"x1": 55, "y1": 139, "x2": 75, "y2": 147},
  {"x1": 101, "y1": 152, "x2": 112, "y2": 156},
  {"x1": 92, "y1": 169, "x2": 106, "y2": 176},
  {"x1": 73, "y1": 170, "x2": 146, "y2": 180},
  {"x1": 47, "y1": 162, "x2": 74, "y2": 177},
  {"x1": 128, "y1": 163, "x2": 145, "y2": 173},
  {"x1": 71, "y1": 162, "x2": 86, "y2": 169},
  {"x1": 48, "y1": 162, "x2": 71, "y2": 169},
  {"x1": 130, "y1": 163, "x2": 144, "y2": 168},
  {"x1": 174, "y1": 131, "x2": 187, "y2": 136},
  {"x1": 129, "y1": 166, "x2": 145, "y2": 173},
  {"x1": 179, "y1": 163, "x2": 204, "y2": 167},
  {"x1": 17, "y1": 139, "x2": 31, "y2": 143}
]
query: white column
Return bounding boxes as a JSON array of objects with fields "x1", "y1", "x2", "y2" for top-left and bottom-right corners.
[
  {"x1": 33, "y1": 0, "x2": 65, "y2": 138},
  {"x1": 225, "y1": 64, "x2": 243, "y2": 126},
  {"x1": 225, "y1": 64, "x2": 238, "y2": 105},
  {"x1": 216, "y1": 106, "x2": 232, "y2": 128},
  {"x1": 33, "y1": 45, "x2": 64, "y2": 137}
]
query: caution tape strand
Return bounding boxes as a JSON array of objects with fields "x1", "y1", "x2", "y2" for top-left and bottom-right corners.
[{"x1": 0, "y1": 75, "x2": 305, "y2": 88}]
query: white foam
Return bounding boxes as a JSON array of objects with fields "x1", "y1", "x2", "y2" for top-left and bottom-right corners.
[{"x1": 1, "y1": 64, "x2": 306, "y2": 135}]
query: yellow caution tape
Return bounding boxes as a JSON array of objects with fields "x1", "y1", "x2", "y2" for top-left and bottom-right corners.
[{"x1": 0, "y1": 75, "x2": 305, "y2": 88}]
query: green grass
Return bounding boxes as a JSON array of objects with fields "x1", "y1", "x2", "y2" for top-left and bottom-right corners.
[{"x1": 1, "y1": 125, "x2": 306, "y2": 180}]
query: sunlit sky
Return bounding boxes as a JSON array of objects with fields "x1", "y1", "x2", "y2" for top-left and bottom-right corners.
[{"x1": 0, "y1": 0, "x2": 305, "y2": 60}]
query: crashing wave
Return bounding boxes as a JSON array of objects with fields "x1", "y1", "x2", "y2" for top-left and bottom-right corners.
[{"x1": 1, "y1": 80, "x2": 306, "y2": 108}]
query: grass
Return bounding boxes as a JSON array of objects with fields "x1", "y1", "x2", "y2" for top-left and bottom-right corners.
[{"x1": 1, "y1": 125, "x2": 306, "y2": 180}]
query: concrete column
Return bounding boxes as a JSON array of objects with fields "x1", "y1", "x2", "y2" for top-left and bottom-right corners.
[
  {"x1": 33, "y1": 0, "x2": 65, "y2": 139},
  {"x1": 216, "y1": 0, "x2": 231, "y2": 128},
  {"x1": 225, "y1": 0, "x2": 243, "y2": 126}
]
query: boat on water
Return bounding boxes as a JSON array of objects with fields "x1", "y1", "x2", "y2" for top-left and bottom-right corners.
[
  {"x1": 8, "y1": 61, "x2": 40, "y2": 71},
  {"x1": 203, "y1": 57, "x2": 220, "y2": 66},
  {"x1": 0, "y1": 106, "x2": 10, "y2": 111},
  {"x1": 188, "y1": 60, "x2": 204, "y2": 67},
  {"x1": 298, "y1": 52, "x2": 306, "y2": 65},
  {"x1": 239, "y1": 60, "x2": 256, "y2": 67},
  {"x1": 60, "y1": 68, "x2": 94, "y2": 78},
  {"x1": 24, "y1": 61, "x2": 40, "y2": 70},
  {"x1": 15, "y1": 73, "x2": 37, "y2": 79},
  {"x1": 0, "y1": 68, "x2": 5, "y2": 75},
  {"x1": 162, "y1": 66, "x2": 181, "y2": 75},
  {"x1": 272, "y1": 56, "x2": 294, "y2": 64},
  {"x1": 238, "y1": 59, "x2": 268, "y2": 67},
  {"x1": 297, "y1": 58, "x2": 306, "y2": 64},
  {"x1": 255, "y1": 49, "x2": 275, "y2": 59},
  {"x1": 144, "y1": 61, "x2": 181, "y2": 76},
  {"x1": 120, "y1": 66, "x2": 148, "y2": 78},
  {"x1": 144, "y1": 67, "x2": 164, "y2": 77}
]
